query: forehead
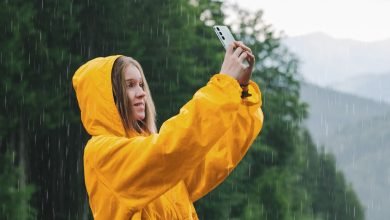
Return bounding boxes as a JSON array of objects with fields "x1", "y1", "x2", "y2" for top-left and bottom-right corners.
[{"x1": 124, "y1": 65, "x2": 142, "y2": 80}]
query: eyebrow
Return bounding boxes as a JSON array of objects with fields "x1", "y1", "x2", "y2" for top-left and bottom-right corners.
[{"x1": 125, "y1": 79, "x2": 143, "y2": 82}]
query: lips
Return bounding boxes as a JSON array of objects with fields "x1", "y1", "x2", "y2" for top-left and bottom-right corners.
[{"x1": 133, "y1": 102, "x2": 145, "y2": 108}]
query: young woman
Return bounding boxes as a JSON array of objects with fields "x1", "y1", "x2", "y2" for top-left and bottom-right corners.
[{"x1": 72, "y1": 41, "x2": 263, "y2": 219}]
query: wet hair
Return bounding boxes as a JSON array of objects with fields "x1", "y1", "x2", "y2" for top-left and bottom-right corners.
[{"x1": 111, "y1": 56, "x2": 157, "y2": 135}]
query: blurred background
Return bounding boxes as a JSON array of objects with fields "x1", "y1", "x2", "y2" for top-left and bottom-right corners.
[{"x1": 1, "y1": 0, "x2": 388, "y2": 219}]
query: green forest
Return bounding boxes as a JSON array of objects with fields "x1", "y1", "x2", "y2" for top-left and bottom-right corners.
[{"x1": 0, "y1": 0, "x2": 364, "y2": 219}]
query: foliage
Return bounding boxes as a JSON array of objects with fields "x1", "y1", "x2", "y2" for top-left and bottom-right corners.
[
  {"x1": 298, "y1": 130, "x2": 364, "y2": 220},
  {"x1": 0, "y1": 0, "x2": 364, "y2": 219},
  {"x1": 0, "y1": 152, "x2": 36, "y2": 220}
]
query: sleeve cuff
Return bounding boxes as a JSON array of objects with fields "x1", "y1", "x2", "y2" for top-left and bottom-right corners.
[
  {"x1": 209, "y1": 73, "x2": 241, "y2": 97},
  {"x1": 242, "y1": 80, "x2": 262, "y2": 106}
]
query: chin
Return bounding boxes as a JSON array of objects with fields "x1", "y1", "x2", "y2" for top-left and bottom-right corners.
[{"x1": 136, "y1": 114, "x2": 145, "y2": 121}]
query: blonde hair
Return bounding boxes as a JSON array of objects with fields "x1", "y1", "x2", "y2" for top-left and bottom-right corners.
[{"x1": 111, "y1": 56, "x2": 157, "y2": 135}]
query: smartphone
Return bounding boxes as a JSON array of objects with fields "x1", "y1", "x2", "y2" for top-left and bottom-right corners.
[{"x1": 213, "y1": 25, "x2": 249, "y2": 67}]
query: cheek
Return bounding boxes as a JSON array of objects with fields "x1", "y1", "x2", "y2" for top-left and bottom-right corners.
[{"x1": 126, "y1": 90, "x2": 135, "y2": 102}]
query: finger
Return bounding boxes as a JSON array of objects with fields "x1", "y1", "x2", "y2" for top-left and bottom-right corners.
[
  {"x1": 238, "y1": 51, "x2": 248, "y2": 62},
  {"x1": 247, "y1": 52, "x2": 255, "y2": 60},
  {"x1": 233, "y1": 41, "x2": 242, "y2": 51},
  {"x1": 236, "y1": 42, "x2": 252, "y2": 53},
  {"x1": 246, "y1": 50, "x2": 254, "y2": 59},
  {"x1": 248, "y1": 53, "x2": 255, "y2": 66},
  {"x1": 236, "y1": 41, "x2": 244, "y2": 49},
  {"x1": 226, "y1": 42, "x2": 235, "y2": 54},
  {"x1": 233, "y1": 46, "x2": 243, "y2": 57}
]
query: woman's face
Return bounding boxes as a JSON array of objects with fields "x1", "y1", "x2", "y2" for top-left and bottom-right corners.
[{"x1": 124, "y1": 65, "x2": 146, "y2": 121}]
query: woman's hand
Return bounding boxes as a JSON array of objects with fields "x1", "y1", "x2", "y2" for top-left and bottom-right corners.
[
  {"x1": 220, "y1": 41, "x2": 255, "y2": 85},
  {"x1": 236, "y1": 41, "x2": 255, "y2": 85}
]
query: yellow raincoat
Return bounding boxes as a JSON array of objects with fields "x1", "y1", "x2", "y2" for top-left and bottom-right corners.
[{"x1": 72, "y1": 55, "x2": 264, "y2": 219}]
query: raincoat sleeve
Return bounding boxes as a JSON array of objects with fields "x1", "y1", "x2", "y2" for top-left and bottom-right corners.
[
  {"x1": 183, "y1": 80, "x2": 264, "y2": 202},
  {"x1": 84, "y1": 74, "x2": 243, "y2": 212}
]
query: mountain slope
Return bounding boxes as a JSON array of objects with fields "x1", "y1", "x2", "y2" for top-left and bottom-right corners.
[
  {"x1": 331, "y1": 73, "x2": 390, "y2": 104},
  {"x1": 300, "y1": 82, "x2": 390, "y2": 220},
  {"x1": 300, "y1": 82, "x2": 390, "y2": 142}
]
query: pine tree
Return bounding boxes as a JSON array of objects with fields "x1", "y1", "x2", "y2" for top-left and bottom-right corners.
[{"x1": 0, "y1": 152, "x2": 36, "y2": 220}]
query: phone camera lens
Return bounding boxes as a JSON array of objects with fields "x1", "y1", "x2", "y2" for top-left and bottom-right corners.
[
  {"x1": 219, "y1": 32, "x2": 222, "y2": 35},
  {"x1": 216, "y1": 27, "x2": 220, "y2": 31},
  {"x1": 222, "y1": 36, "x2": 225, "y2": 40}
]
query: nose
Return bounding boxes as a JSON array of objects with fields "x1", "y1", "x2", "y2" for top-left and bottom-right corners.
[{"x1": 135, "y1": 86, "x2": 146, "y2": 98}]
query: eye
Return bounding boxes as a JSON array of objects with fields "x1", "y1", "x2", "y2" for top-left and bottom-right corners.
[
  {"x1": 126, "y1": 81, "x2": 144, "y2": 89},
  {"x1": 126, "y1": 82, "x2": 136, "y2": 88}
]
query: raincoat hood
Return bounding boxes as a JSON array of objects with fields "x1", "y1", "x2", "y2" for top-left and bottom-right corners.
[{"x1": 72, "y1": 55, "x2": 126, "y2": 137}]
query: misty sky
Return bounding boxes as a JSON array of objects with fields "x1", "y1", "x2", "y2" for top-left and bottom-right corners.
[{"x1": 227, "y1": 0, "x2": 390, "y2": 42}]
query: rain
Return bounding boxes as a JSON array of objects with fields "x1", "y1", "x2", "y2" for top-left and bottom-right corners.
[{"x1": 1, "y1": 0, "x2": 389, "y2": 220}]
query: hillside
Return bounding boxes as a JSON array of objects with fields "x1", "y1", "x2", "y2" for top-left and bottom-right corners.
[
  {"x1": 301, "y1": 82, "x2": 390, "y2": 220},
  {"x1": 300, "y1": 82, "x2": 390, "y2": 142},
  {"x1": 332, "y1": 73, "x2": 390, "y2": 104}
]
